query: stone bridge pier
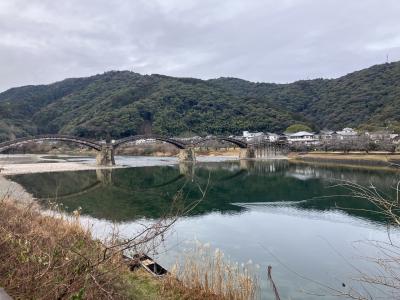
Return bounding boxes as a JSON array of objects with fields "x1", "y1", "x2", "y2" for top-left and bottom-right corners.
[
  {"x1": 96, "y1": 145, "x2": 115, "y2": 166},
  {"x1": 178, "y1": 148, "x2": 196, "y2": 162},
  {"x1": 95, "y1": 145, "x2": 197, "y2": 166}
]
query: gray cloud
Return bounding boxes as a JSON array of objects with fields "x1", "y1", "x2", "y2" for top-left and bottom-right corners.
[{"x1": 1, "y1": 0, "x2": 400, "y2": 91}]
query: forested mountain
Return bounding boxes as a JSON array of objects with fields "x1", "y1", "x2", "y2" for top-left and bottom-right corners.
[
  {"x1": 211, "y1": 61, "x2": 400, "y2": 132},
  {"x1": 0, "y1": 61, "x2": 399, "y2": 141}
]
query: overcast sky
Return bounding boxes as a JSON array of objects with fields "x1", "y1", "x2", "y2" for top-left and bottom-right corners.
[{"x1": 1, "y1": 0, "x2": 400, "y2": 91}]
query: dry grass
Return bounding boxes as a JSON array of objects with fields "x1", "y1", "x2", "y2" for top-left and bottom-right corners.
[
  {"x1": 0, "y1": 197, "x2": 193, "y2": 299},
  {"x1": 0, "y1": 197, "x2": 195, "y2": 299},
  {"x1": 164, "y1": 243, "x2": 259, "y2": 300},
  {"x1": 0, "y1": 197, "x2": 135, "y2": 299},
  {"x1": 0, "y1": 195, "x2": 258, "y2": 299}
]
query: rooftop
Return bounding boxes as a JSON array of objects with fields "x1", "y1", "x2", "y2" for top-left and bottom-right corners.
[{"x1": 289, "y1": 131, "x2": 315, "y2": 137}]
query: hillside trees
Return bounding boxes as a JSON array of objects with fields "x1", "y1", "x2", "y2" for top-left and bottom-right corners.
[
  {"x1": 285, "y1": 124, "x2": 313, "y2": 133},
  {"x1": 0, "y1": 62, "x2": 399, "y2": 141}
]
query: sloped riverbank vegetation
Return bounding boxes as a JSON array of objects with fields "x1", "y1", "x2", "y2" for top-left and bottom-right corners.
[
  {"x1": 0, "y1": 197, "x2": 172, "y2": 299},
  {"x1": 0, "y1": 193, "x2": 257, "y2": 299}
]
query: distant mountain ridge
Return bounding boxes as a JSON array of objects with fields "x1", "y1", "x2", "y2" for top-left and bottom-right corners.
[
  {"x1": 211, "y1": 61, "x2": 400, "y2": 131},
  {"x1": 1, "y1": 61, "x2": 400, "y2": 141}
]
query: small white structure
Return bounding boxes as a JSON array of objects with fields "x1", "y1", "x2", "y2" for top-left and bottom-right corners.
[
  {"x1": 336, "y1": 128, "x2": 358, "y2": 140},
  {"x1": 266, "y1": 133, "x2": 280, "y2": 142},
  {"x1": 242, "y1": 131, "x2": 264, "y2": 142},
  {"x1": 287, "y1": 131, "x2": 318, "y2": 144}
]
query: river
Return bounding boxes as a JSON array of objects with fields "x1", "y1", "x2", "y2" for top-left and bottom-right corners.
[{"x1": 4, "y1": 155, "x2": 400, "y2": 299}]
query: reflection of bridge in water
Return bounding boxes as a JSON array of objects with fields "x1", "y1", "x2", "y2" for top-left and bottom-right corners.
[
  {"x1": 0, "y1": 134, "x2": 289, "y2": 166},
  {"x1": 14, "y1": 160, "x2": 392, "y2": 224},
  {"x1": 38, "y1": 168, "x2": 185, "y2": 201},
  {"x1": 37, "y1": 160, "x2": 286, "y2": 201}
]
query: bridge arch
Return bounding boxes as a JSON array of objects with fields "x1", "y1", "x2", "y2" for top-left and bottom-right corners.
[
  {"x1": 113, "y1": 135, "x2": 187, "y2": 150},
  {"x1": 38, "y1": 181, "x2": 103, "y2": 201},
  {"x1": 38, "y1": 173, "x2": 185, "y2": 201},
  {"x1": 191, "y1": 137, "x2": 248, "y2": 148},
  {"x1": 0, "y1": 135, "x2": 102, "y2": 153}
]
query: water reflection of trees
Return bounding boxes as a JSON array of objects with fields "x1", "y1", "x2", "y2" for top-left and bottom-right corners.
[{"x1": 10, "y1": 160, "x2": 400, "y2": 224}]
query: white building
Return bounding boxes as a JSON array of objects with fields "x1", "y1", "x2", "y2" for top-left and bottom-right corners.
[
  {"x1": 287, "y1": 131, "x2": 318, "y2": 144},
  {"x1": 242, "y1": 131, "x2": 265, "y2": 142},
  {"x1": 336, "y1": 128, "x2": 358, "y2": 140}
]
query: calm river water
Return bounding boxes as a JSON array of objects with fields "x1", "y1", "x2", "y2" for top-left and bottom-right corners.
[{"x1": 8, "y1": 157, "x2": 400, "y2": 299}]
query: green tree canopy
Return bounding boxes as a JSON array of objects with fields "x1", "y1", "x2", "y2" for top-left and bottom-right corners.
[{"x1": 285, "y1": 124, "x2": 312, "y2": 133}]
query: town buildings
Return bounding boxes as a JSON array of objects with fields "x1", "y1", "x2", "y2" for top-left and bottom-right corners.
[
  {"x1": 236, "y1": 128, "x2": 400, "y2": 147},
  {"x1": 336, "y1": 128, "x2": 358, "y2": 140},
  {"x1": 286, "y1": 131, "x2": 319, "y2": 144}
]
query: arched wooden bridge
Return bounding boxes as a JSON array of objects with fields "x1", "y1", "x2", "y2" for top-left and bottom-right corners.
[
  {"x1": 190, "y1": 136, "x2": 248, "y2": 148},
  {"x1": 0, "y1": 135, "x2": 103, "y2": 152},
  {"x1": 0, "y1": 134, "x2": 287, "y2": 166},
  {"x1": 113, "y1": 135, "x2": 187, "y2": 149}
]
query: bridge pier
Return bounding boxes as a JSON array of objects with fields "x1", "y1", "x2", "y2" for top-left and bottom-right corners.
[
  {"x1": 96, "y1": 145, "x2": 115, "y2": 166},
  {"x1": 238, "y1": 143, "x2": 289, "y2": 160},
  {"x1": 239, "y1": 147, "x2": 255, "y2": 159},
  {"x1": 252, "y1": 143, "x2": 288, "y2": 159},
  {"x1": 178, "y1": 148, "x2": 196, "y2": 162}
]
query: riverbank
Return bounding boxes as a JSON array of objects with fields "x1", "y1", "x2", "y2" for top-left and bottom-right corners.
[
  {"x1": 1, "y1": 194, "x2": 241, "y2": 299},
  {"x1": 0, "y1": 189, "x2": 257, "y2": 300},
  {"x1": 0, "y1": 197, "x2": 177, "y2": 299},
  {"x1": 0, "y1": 162, "x2": 120, "y2": 175},
  {"x1": 0, "y1": 154, "x2": 115, "y2": 175},
  {"x1": 0, "y1": 161, "x2": 256, "y2": 299},
  {"x1": 0, "y1": 154, "x2": 240, "y2": 176},
  {"x1": 291, "y1": 152, "x2": 400, "y2": 169}
]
